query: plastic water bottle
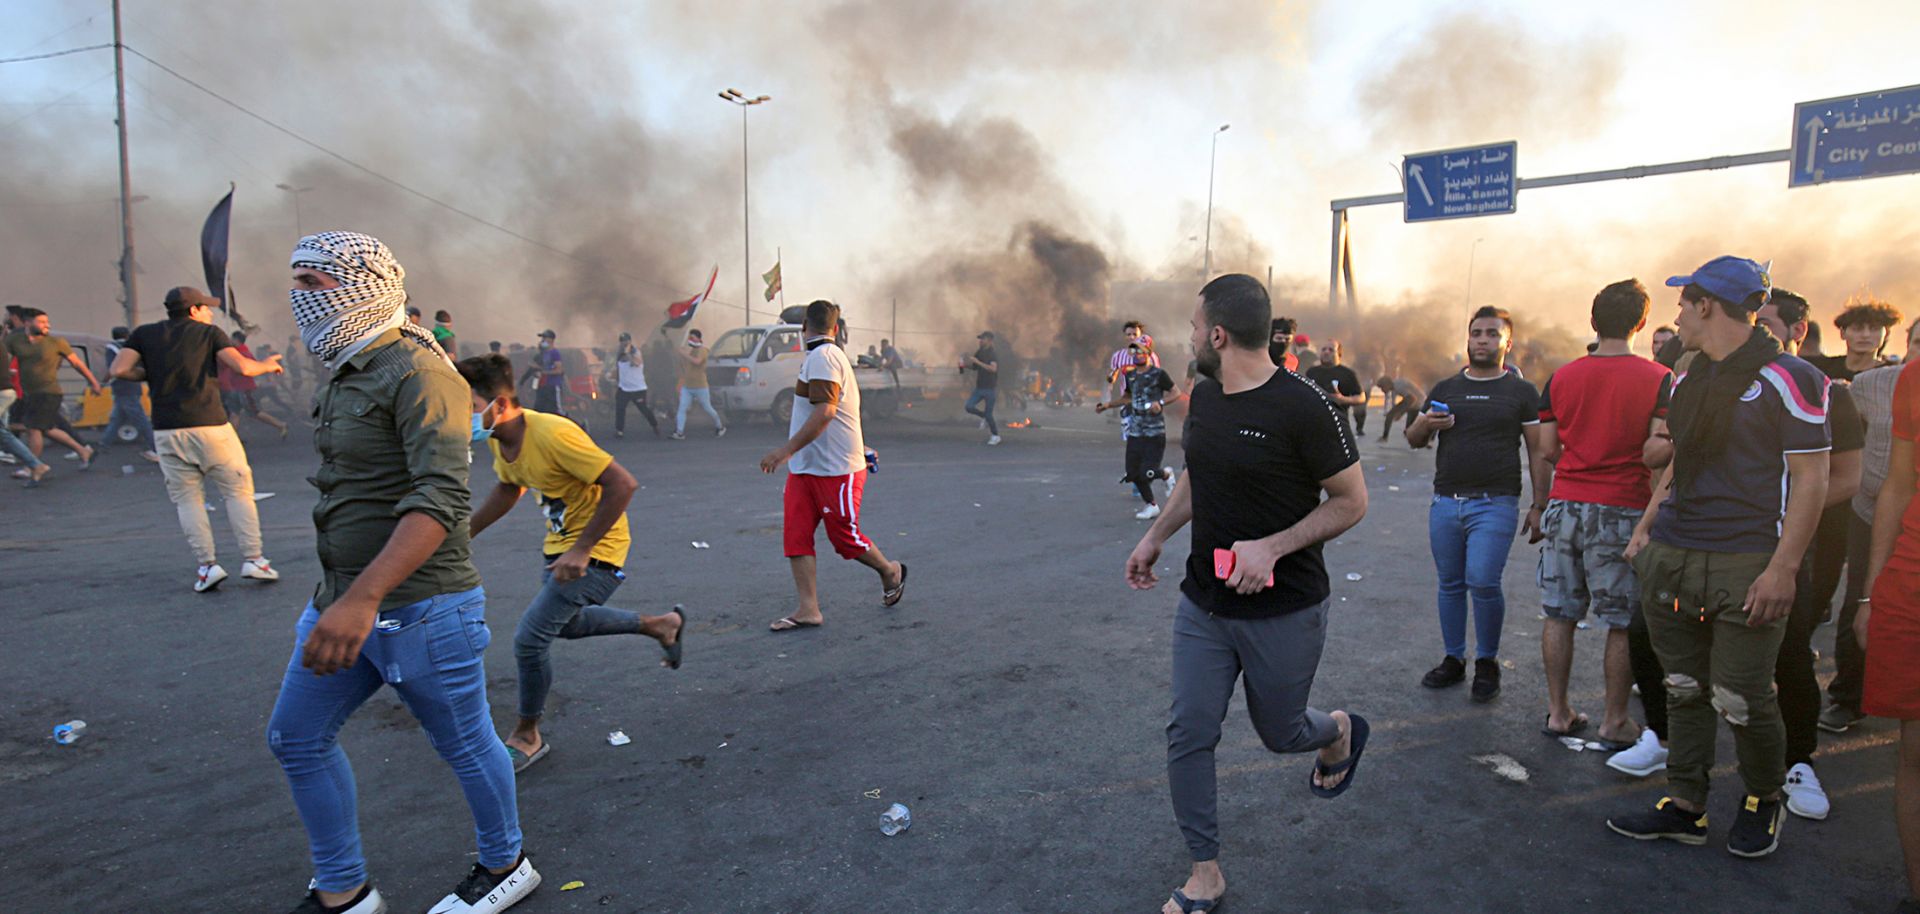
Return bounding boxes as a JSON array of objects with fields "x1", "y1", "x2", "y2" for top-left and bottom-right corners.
[
  {"x1": 878, "y1": 802, "x2": 911, "y2": 836},
  {"x1": 52, "y1": 720, "x2": 86, "y2": 745}
]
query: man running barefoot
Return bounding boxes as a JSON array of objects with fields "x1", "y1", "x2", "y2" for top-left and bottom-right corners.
[
  {"x1": 760, "y1": 300, "x2": 906, "y2": 631},
  {"x1": 459, "y1": 354, "x2": 684, "y2": 773},
  {"x1": 1127, "y1": 274, "x2": 1369, "y2": 914}
]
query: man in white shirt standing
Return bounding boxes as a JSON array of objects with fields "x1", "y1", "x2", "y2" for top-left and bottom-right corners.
[
  {"x1": 759, "y1": 300, "x2": 908, "y2": 632},
  {"x1": 610, "y1": 331, "x2": 658, "y2": 438}
]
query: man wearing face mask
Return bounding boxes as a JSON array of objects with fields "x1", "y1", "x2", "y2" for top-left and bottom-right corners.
[
  {"x1": 1268, "y1": 317, "x2": 1300, "y2": 372},
  {"x1": 458, "y1": 353, "x2": 684, "y2": 774},
  {"x1": 267, "y1": 232, "x2": 538, "y2": 914}
]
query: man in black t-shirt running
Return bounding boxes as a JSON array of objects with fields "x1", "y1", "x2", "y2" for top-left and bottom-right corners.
[
  {"x1": 114, "y1": 286, "x2": 286, "y2": 592},
  {"x1": 1406, "y1": 305, "x2": 1546, "y2": 703},
  {"x1": 1126, "y1": 274, "x2": 1370, "y2": 914},
  {"x1": 962, "y1": 331, "x2": 1001, "y2": 445}
]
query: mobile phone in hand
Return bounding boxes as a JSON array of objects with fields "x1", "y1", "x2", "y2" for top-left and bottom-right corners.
[{"x1": 1213, "y1": 548, "x2": 1274, "y2": 587}]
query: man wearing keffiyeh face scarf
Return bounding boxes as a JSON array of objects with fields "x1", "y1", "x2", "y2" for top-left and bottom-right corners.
[{"x1": 269, "y1": 232, "x2": 542, "y2": 914}]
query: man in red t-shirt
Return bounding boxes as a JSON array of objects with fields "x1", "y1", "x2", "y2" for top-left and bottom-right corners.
[
  {"x1": 1861, "y1": 358, "x2": 1920, "y2": 912},
  {"x1": 220, "y1": 332, "x2": 288, "y2": 438},
  {"x1": 1530, "y1": 279, "x2": 1673, "y2": 767}
]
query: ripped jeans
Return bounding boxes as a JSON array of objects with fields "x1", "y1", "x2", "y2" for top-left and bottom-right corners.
[{"x1": 1634, "y1": 540, "x2": 1787, "y2": 807}]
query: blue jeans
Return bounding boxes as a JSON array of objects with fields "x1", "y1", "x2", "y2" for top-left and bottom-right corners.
[
  {"x1": 1428, "y1": 495, "x2": 1520, "y2": 660},
  {"x1": 676, "y1": 388, "x2": 723, "y2": 433},
  {"x1": 0, "y1": 391, "x2": 42, "y2": 468},
  {"x1": 964, "y1": 388, "x2": 998, "y2": 435},
  {"x1": 516, "y1": 563, "x2": 641, "y2": 719},
  {"x1": 102, "y1": 396, "x2": 155, "y2": 451},
  {"x1": 267, "y1": 587, "x2": 520, "y2": 892}
]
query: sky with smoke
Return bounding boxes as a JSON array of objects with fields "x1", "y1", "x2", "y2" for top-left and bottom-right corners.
[{"x1": 4, "y1": 0, "x2": 1918, "y2": 382}]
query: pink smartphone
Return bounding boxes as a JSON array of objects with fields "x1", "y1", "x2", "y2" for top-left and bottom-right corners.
[{"x1": 1213, "y1": 548, "x2": 1274, "y2": 587}]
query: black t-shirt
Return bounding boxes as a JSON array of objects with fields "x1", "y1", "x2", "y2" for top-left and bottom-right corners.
[
  {"x1": 125, "y1": 317, "x2": 234, "y2": 429},
  {"x1": 1179, "y1": 370, "x2": 1359, "y2": 618},
  {"x1": 1831, "y1": 383, "x2": 1865, "y2": 452},
  {"x1": 1424, "y1": 370, "x2": 1540, "y2": 497},
  {"x1": 1810, "y1": 354, "x2": 1890, "y2": 383},
  {"x1": 973, "y1": 345, "x2": 998, "y2": 390},
  {"x1": 1304, "y1": 364, "x2": 1361, "y2": 413}
]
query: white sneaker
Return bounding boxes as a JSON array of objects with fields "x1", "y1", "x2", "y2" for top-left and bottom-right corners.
[
  {"x1": 978, "y1": 418, "x2": 988, "y2": 429},
  {"x1": 195, "y1": 563, "x2": 228, "y2": 593},
  {"x1": 1605, "y1": 728, "x2": 1668, "y2": 777},
  {"x1": 1784, "y1": 762, "x2": 1831, "y2": 820},
  {"x1": 1135, "y1": 503, "x2": 1161, "y2": 520},
  {"x1": 986, "y1": 435, "x2": 1002, "y2": 446},
  {"x1": 428, "y1": 854, "x2": 540, "y2": 914},
  {"x1": 241, "y1": 557, "x2": 280, "y2": 582}
]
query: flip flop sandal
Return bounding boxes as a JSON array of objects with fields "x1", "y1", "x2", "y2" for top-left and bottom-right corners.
[
  {"x1": 770, "y1": 616, "x2": 822, "y2": 633},
  {"x1": 661, "y1": 605, "x2": 685, "y2": 670},
  {"x1": 1170, "y1": 889, "x2": 1225, "y2": 912},
  {"x1": 506, "y1": 742, "x2": 549, "y2": 774},
  {"x1": 1542, "y1": 713, "x2": 1591, "y2": 738},
  {"x1": 1310, "y1": 713, "x2": 1370, "y2": 799},
  {"x1": 882, "y1": 562, "x2": 910, "y2": 607},
  {"x1": 1588, "y1": 736, "x2": 1636, "y2": 752}
]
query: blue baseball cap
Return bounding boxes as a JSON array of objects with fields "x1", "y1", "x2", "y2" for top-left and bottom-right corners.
[{"x1": 1665, "y1": 255, "x2": 1772, "y2": 310}]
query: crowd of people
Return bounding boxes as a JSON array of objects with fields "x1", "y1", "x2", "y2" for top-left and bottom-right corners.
[
  {"x1": 1094, "y1": 260, "x2": 1920, "y2": 913},
  {"x1": 19, "y1": 228, "x2": 1920, "y2": 912}
]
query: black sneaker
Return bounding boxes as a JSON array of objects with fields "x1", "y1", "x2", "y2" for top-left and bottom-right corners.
[
  {"x1": 290, "y1": 883, "x2": 386, "y2": 914},
  {"x1": 1421, "y1": 655, "x2": 1466, "y2": 689},
  {"x1": 1470, "y1": 658, "x2": 1501, "y2": 702},
  {"x1": 1727, "y1": 794, "x2": 1786, "y2": 858},
  {"x1": 1607, "y1": 797, "x2": 1708, "y2": 845},
  {"x1": 427, "y1": 854, "x2": 541, "y2": 914}
]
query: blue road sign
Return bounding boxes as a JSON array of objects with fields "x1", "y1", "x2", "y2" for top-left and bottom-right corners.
[
  {"x1": 1791, "y1": 84, "x2": 1920, "y2": 188},
  {"x1": 1402, "y1": 142, "x2": 1517, "y2": 223}
]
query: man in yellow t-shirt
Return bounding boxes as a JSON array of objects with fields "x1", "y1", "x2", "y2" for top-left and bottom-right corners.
[{"x1": 459, "y1": 354, "x2": 685, "y2": 773}]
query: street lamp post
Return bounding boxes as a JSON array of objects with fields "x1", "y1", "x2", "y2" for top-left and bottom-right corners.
[
  {"x1": 1465, "y1": 236, "x2": 1486, "y2": 310},
  {"x1": 1203, "y1": 123, "x2": 1229, "y2": 279},
  {"x1": 719, "y1": 88, "x2": 771, "y2": 326},
  {"x1": 276, "y1": 183, "x2": 314, "y2": 236}
]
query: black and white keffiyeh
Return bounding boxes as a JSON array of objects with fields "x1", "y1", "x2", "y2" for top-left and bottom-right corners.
[{"x1": 288, "y1": 231, "x2": 447, "y2": 368}]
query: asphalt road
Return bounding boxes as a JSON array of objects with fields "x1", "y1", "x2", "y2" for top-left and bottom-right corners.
[{"x1": 0, "y1": 398, "x2": 1905, "y2": 913}]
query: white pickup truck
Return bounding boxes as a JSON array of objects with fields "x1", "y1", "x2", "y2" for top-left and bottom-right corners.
[{"x1": 702, "y1": 322, "x2": 963, "y2": 424}]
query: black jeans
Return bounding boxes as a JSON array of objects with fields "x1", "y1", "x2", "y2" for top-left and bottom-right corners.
[
  {"x1": 1777, "y1": 562, "x2": 1824, "y2": 766},
  {"x1": 1832, "y1": 511, "x2": 1872, "y2": 711},
  {"x1": 614, "y1": 388, "x2": 657, "y2": 434},
  {"x1": 1125, "y1": 434, "x2": 1167, "y2": 505},
  {"x1": 1628, "y1": 606, "x2": 1669, "y2": 741},
  {"x1": 1807, "y1": 502, "x2": 1852, "y2": 622}
]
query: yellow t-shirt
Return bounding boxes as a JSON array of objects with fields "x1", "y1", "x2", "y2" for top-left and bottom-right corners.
[{"x1": 490, "y1": 410, "x2": 631, "y2": 566}]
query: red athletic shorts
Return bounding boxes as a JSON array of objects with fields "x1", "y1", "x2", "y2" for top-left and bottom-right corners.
[
  {"x1": 783, "y1": 471, "x2": 872, "y2": 559},
  {"x1": 1865, "y1": 566, "x2": 1920, "y2": 720}
]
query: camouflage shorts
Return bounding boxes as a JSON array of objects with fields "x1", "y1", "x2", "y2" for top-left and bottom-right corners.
[{"x1": 1536, "y1": 499, "x2": 1641, "y2": 628}]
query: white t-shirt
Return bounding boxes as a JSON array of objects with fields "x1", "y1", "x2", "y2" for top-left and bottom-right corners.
[
  {"x1": 616, "y1": 354, "x2": 646, "y2": 392},
  {"x1": 788, "y1": 338, "x2": 864, "y2": 477}
]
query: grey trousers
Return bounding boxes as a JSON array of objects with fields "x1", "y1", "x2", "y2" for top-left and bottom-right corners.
[{"x1": 1168, "y1": 595, "x2": 1339, "y2": 862}]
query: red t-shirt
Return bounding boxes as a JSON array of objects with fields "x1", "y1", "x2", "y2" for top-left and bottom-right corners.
[
  {"x1": 1538, "y1": 353, "x2": 1672, "y2": 509},
  {"x1": 219, "y1": 343, "x2": 257, "y2": 393},
  {"x1": 1887, "y1": 362, "x2": 1920, "y2": 573}
]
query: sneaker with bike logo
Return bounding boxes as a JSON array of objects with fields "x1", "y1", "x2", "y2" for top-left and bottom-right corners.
[{"x1": 427, "y1": 854, "x2": 540, "y2": 914}]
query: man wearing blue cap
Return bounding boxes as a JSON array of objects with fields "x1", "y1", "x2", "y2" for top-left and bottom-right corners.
[{"x1": 1608, "y1": 256, "x2": 1830, "y2": 860}]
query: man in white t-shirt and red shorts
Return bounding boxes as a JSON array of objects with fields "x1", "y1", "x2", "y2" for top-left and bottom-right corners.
[{"x1": 759, "y1": 300, "x2": 909, "y2": 631}]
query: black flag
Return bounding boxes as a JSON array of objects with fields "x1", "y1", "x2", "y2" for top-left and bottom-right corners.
[{"x1": 199, "y1": 184, "x2": 256, "y2": 332}]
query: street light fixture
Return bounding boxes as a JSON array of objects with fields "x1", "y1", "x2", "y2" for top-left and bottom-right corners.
[
  {"x1": 719, "y1": 88, "x2": 772, "y2": 325},
  {"x1": 1203, "y1": 123, "x2": 1229, "y2": 279},
  {"x1": 276, "y1": 183, "x2": 315, "y2": 236}
]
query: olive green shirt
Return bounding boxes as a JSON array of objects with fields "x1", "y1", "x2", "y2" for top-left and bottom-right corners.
[
  {"x1": 5, "y1": 330, "x2": 76, "y2": 396},
  {"x1": 309, "y1": 328, "x2": 480, "y2": 612}
]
